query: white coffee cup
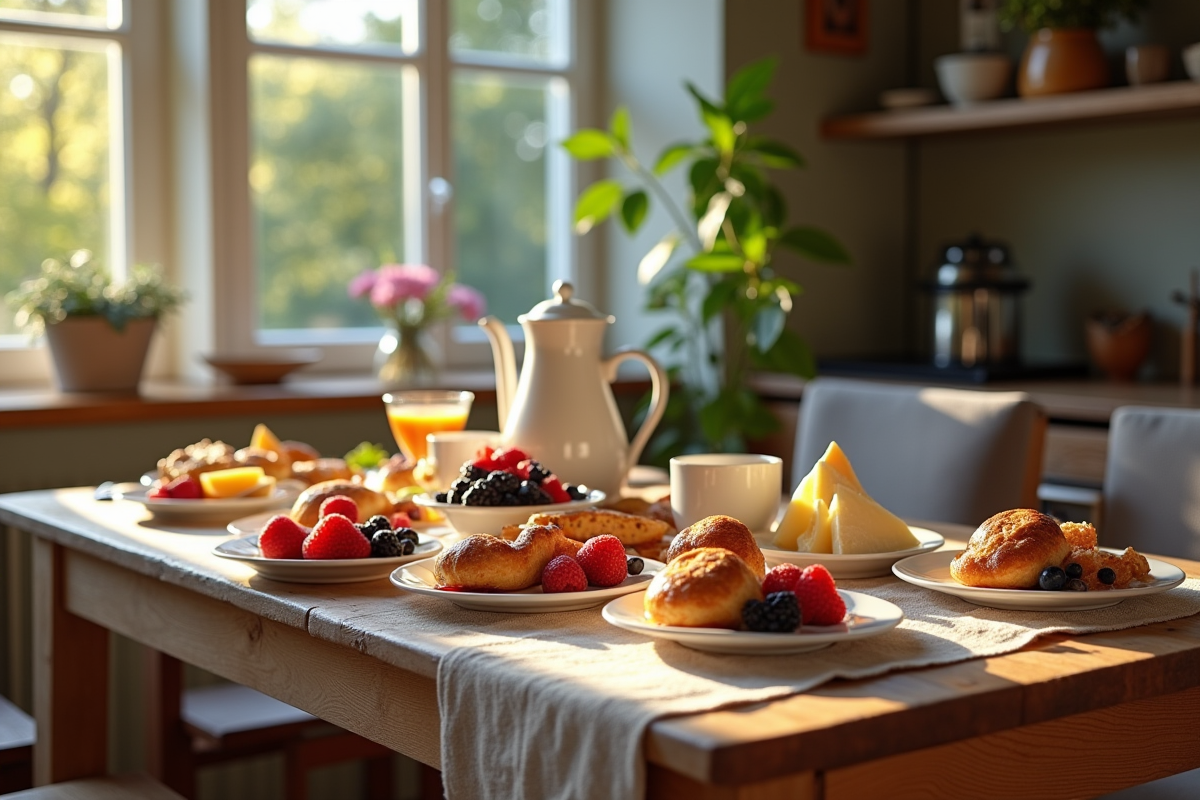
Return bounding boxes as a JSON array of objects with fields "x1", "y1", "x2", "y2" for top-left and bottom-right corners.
[
  {"x1": 426, "y1": 430, "x2": 503, "y2": 490},
  {"x1": 669, "y1": 454, "x2": 783, "y2": 533}
]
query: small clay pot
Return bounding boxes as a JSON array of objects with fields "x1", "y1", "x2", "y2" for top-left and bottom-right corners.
[
  {"x1": 1019, "y1": 28, "x2": 1109, "y2": 97},
  {"x1": 1085, "y1": 313, "x2": 1151, "y2": 383}
]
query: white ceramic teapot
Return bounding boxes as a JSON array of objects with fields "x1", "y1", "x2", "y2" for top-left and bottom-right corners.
[{"x1": 479, "y1": 281, "x2": 668, "y2": 497}]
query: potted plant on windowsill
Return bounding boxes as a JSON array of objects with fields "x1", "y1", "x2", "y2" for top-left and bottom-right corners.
[
  {"x1": 7, "y1": 251, "x2": 186, "y2": 393},
  {"x1": 999, "y1": 0, "x2": 1149, "y2": 97}
]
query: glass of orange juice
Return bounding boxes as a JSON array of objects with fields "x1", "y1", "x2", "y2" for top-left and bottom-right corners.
[{"x1": 383, "y1": 390, "x2": 475, "y2": 462}]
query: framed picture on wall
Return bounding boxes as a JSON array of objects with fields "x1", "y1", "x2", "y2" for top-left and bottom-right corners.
[{"x1": 805, "y1": 0, "x2": 868, "y2": 55}]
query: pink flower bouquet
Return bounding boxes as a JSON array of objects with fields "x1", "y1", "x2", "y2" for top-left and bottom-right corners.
[{"x1": 348, "y1": 264, "x2": 486, "y2": 329}]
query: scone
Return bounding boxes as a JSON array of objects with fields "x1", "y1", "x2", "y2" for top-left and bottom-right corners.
[
  {"x1": 950, "y1": 509, "x2": 1071, "y2": 589},
  {"x1": 434, "y1": 525, "x2": 580, "y2": 591},
  {"x1": 664, "y1": 515, "x2": 766, "y2": 578},
  {"x1": 644, "y1": 548, "x2": 763, "y2": 629},
  {"x1": 290, "y1": 480, "x2": 393, "y2": 527}
]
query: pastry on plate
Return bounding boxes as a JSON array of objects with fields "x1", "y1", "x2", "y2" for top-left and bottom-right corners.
[
  {"x1": 950, "y1": 508, "x2": 1071, "y2": 589},
  {"x1": 433, "y1": 525, "x2": 581, "y2": 592},
  {"x1": 291, "y1": 480, "x2": 392, "y2": 527},
  {"x1": 500, "y1": 508, "x2": 669, "y2": 547},
  {"x1": 665, "y1": 515, "x2": 766, "y2": 578},
  {"x1": 644, "y1": 547, "x2": 763, "y2": 629},
  {"x1": 291, "y1": 458, "x2": 354, "y2": 486}
]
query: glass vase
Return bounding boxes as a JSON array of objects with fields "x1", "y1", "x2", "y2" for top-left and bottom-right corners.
[{"x1": 375, "y1": 323, "x2": 439, "y2": 387}]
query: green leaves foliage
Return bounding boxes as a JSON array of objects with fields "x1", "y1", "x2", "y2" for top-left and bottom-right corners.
[
  {"x1": 573, "y1": 179, "x2": 623, "y2": 233},
  {"x1": 561, "y1": 129, "x2": 615, "y2": 160},
  {"x1": 609, "y1": 107, "x2": 631, "y2": 150},
  {"x1": 654, "y1": 143, "x2": 695, "y2": 176},
  {"x1": 620, "y1": 190, "x2": 649, "y2": 233}
]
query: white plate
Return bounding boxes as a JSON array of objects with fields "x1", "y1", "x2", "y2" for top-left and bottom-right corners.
[
  {"x1": 117, "y1": 485, "x2": 298, "y2": 522},
  {"x1": 226, "y1": 510, "x2": 449, "y2": 538},
  {"x1": 892, "y1": 549, "x2": 1187, "y2": 611},
  {"x1": 213, "y1": 533, "x2": 441, "y2": 583},
  {"x1": 758, "y1": 527, "x2": 945, "y2": 579},
  {"x1": 412, "y1": 490, "x2": 607, "y2": 535},
  {"x1": 601, "y1": 590, "x2": 904, "y2": 655},
  {"x1": 390, "y1": 556, "x2": 663, "y2": 612}
]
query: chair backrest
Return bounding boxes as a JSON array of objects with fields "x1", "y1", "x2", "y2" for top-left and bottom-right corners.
[
  {"x1": 793, "y1": 378, "x2": 1046, "y2": 525},
  {"x1": 1102, "y1": 405, "x2": 1200, "y2": 559}
]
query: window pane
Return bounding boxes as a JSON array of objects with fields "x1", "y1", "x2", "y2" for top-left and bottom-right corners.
[
  {"x1": 452, "y1": 72, "x2": 550, "y2": 325},
  {"x1": 247, "y1": 0, "x2": 416, "y2": 53},
  {"x1": 0, "y1": 0, "x2": 118, "y2": 29},
  {"x1": 250, "y1": 54, "x2": 410, "y2": 333},
  {"x1": 450, "y1": 0, "x2": 564, "y2": 64},
  {"x1": 0, "y1": 37, "x2": 111, "y2": 337}
]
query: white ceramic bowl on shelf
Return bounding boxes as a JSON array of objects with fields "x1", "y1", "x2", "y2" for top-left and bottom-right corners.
[
  {"x1": 935, "y1": 52, "x2": 1013, "y2": 105},
  {"x1": 1185, "y1": 42, "x2": 1200, "y2": 82}
]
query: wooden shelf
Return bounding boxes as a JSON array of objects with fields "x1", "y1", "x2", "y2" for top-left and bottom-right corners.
[{"x1": 821, "y1": 81, "x2": 1200, "y2": 140}]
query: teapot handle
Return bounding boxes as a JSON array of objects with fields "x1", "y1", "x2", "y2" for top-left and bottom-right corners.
[{"x1": 602, "y1": 348, "x2": 669, "y2": 484}]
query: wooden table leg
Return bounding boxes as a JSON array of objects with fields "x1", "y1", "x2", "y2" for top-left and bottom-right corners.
[
  {"x1": 144, "y1": 650, "x2": 196, "y2": 798},
  {"x1": 31, "y1": 539, "x2": 109, "y2": 785}
]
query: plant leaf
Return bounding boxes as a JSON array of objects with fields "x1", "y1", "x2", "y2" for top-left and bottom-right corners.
[
  {"x1": 620, "y1": 190, "x2": 649, "y2": 234},
  {"x1": 688, "y1": 158, "x2": 720, "y2": 208},
  {"x1": 703, "y1": 110, "x2": 736, "y2": 156},
  {"x1": 645, "y1": 326, "x2": 681, "y2": 349},
  {"x1": 745, "y1": 137, "x2": 806, "y2": 169},
  {"x1": 609, "y1": 106, "x2": 631, "y2": 150},
  {"x1": 685, "y1": 81, "x2": 722, "y2": 118},
  {"x1": 654, "y1": 142, "x2": 695, "y2": 175},
  {"x1": 637, "y1": 231, "x2": 680, "y2": 285},
  {"x1": 561, "y1": 130, "x2": 616, "y2": 160},
  {"x1": 734, "y1": 97, "x2": 775, "y2": 123},
  {"x1": 725, "y1": 57, "x2": 777, "y2": 120},
  {"x1": 696, "y1": 192, "x2": 732, "y2": 251},
  {"x1": 573, "y1": 179, "x2": 624, "y2": 233},
  {"x1": 685, "y1": 252, "x2": 744, "y2": 273},
  {"x1": 741, "y1": 230, "x2": 768, "y2": 265},
  {"x1": 778, "y1": 226, "x2": 852, "y2": 265},
  {"x1": 751, "y1": 303, "x2": 786, "y2": 352},
  {"x1": 751, "y1": 328, "x2": 816, "y2": 378}
]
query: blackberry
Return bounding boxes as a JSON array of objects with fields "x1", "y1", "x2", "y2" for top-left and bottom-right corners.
[
  {"x1": 462, "y1": 480, "x2": 504, "y2": 506},
  {"x1": 626, "y1": 557, "x2": 644, "y2": 576},
  {"x1": 500, "y1": 492, "x2": 521, "y2": 506},
  {"x1": 485, "y1": 470, "x2": 521, "y2": 494},
  {"x1": 370, "y1": 529, "x2": 404, "y2": 558},
  {"x1": 742, "y1": 591, "x2": 802, "y2": 633},
  {"x1": 525, "y1": 461, "x2": 550, "y2": 485},
  {"x1": 515, "y1": 481, "x2": 553, "y2": 505},
  {"x1": 447, "y1": 477, "x2": 473, "y2": 505},
  {"x1": 394, "y1": 527, "x2": 420, "y2": 545},
  {"x1": 434, "y1": 491, "x2": 449, "y2": 503},
  {"x1": 399, "y1": 538, "x2": 415, "y2": 556},
  {"x1": 358, "y1": 515, "x2": 392, "y2": 539},
  {"x1": 1097, "y1": 567, "x2": 1117, "y2": 585},
  {"x1": 565, "y1": 484, "x2": 587, "y2": 501},
  {"x1": 459, "y1": 464, "x2": 489, "y2": 483}
]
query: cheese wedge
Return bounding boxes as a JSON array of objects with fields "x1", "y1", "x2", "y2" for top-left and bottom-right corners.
[
  {"x1": 817, "y1": 441, "x2": 864, "y2": 493},
  {"x1": 199, "y1": 466, "x2": 267, "y2": 499},
  {"x1": 793, "y1": 498, "x2": 833, "y2": 553},
  {"x1": 829, "y1": 486, "x2": 919, "y2": 554},
  {"x1": 774, "y1": 461, "x2": 838, "y2": 550}
]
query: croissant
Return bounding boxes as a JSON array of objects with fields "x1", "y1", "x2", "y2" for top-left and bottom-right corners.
[{"x1": 434, "y1": 525, "x2": 582, "y2": 591}]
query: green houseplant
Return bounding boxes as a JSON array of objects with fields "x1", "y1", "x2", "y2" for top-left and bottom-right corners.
[
  {"x1": 563, "y1": 58, "x2": 849, "y2": 462},
  {"x1": 999, "y1": 0, "x2": 1149, "y2": 96},
  {"x1": 8, "y1": 251, "x2": 186, "y2": 392}
]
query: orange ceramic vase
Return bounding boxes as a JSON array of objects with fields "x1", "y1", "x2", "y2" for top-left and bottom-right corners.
[{"x1": 1018, "y1": 28, "x2": 1109, "y2": 97}]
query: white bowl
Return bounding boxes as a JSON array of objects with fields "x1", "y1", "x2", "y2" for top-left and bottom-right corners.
[
  {"x1": 1185, "y1": 43, "x2": 1200, "y2": 82},
  {"x1": 935, "y1": 52, "x2": 1013, "y2": 105},
  {"x1": 412, "y1": 490, "x2": 606, "y2": 535}
]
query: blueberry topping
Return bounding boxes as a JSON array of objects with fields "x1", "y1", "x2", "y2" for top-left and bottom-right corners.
[
  {"x1": 1038, "y1": 566, "x2": 1067, "y2": 591},
  {"x1": 394, "y1": 527, "x2": 420, "y2": 545},
  {"x1": 626, "y1": 557, "x2": 644, "y2": 576},
  {"x1": 1065, "y1": 562, "x2": 1083, "y2": 579},
  {"x1": 1065, "y1": 578, "x2": 1088, "y2": 592},
  {"x1": 1097, "y1": 567, "x2": 1117, "y2": 585},
  {"x1": 433, "y1": 491, "x2": 448, "y2": 503}
]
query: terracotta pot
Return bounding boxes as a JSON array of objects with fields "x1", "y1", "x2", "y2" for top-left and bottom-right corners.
[
  {"x1": 1085, "y1": 313, "x2": 1151, "y2": 383},
  {"x1": 43, "y1": 316, "x2": 157, "y2": 393},
  {"x1": 1018, "y1": 28, "x2": 1109, "y2": 97}
]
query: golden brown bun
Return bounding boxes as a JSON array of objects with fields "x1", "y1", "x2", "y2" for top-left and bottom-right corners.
[
  {"x1": 433, "y1": 525, "x2": 580, "y2": 591},
  {"x1": 376, "y1": 454, "x2": 419, "y2": 493},
  {"x1": 157, "y1": 439, "x2": 237, "y2": 482},
  {"x1": 644, "y1": 548, "x2": 763, "y2": 629},
  {"x1": 500, "y1": 509, "x2": 669, "y2": 546},
  {"x1": 234, "y1": 447, "x2": 291, "y2": 480},
  {"x1": 280, "y1": 440, "x2": 320, "y2": 463},
  {"x1": 665, "y1": 515, "x2": 765, "y2": 579},
  {"x1": 290, "y1": 480, "x2": 393, "y2": 527},
  {"x1": 290, "y1": 458, "x2": 353, "y2": 486},
  {"x1": 950, "y1": 509, "x2": 1072, "y2": 589}
]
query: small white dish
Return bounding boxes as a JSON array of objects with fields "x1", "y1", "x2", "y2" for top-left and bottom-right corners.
[
  {"x1": 117, "y1": 485, "x2": 298, "y2": 522},
  {"x1": 758, "y1": 527, "x2": 945, "y2": 579},
  {"x1": 411, "y1": 490, "x2": 606, "y2": 535},
  {"x1": 601, "y1": 590, "x2": 904, "y2": 655},
  {"x1": 213, "y1": 533, "x2": 441, "y2": 583},
  {"x1": 390, "y1": 556, "x2": 663, "y2": 613},
  {"x1": 935, "y1": 52, "x2": 1013, "y2": 105},
  {"x1": 1185, "y1": 42, "x2": 1200, "y2": 82},
  {"x1": 892, "y1": 549, "x2": 1187, "y2": 611}
]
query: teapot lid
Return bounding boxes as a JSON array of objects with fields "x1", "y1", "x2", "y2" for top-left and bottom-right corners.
[{"x1": 520, "y1": 281, "x2": 614, "y2": 323}]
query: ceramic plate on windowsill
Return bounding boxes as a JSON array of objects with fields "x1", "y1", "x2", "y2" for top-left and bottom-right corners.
[{"x1": 202, "y1": 348, "x2": 322, "y2": 385}]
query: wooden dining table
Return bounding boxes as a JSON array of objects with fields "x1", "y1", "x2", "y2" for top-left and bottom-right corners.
[{"x1": 2, "y1": 486, "x2": 1200, "y2": 799}]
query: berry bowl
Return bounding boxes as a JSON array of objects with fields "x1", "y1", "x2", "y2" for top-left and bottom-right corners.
[{"x1": 412, "y1": 490, "x2": 607, "y2": 535}]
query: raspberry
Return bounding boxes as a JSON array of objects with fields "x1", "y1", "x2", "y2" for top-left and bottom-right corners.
[
  {"x1": 793, "y1": 564, "x2": 847, "y2": 626},
  {"x1": 541, "y1": 555, "x2": 587, "y2": 593},
  {"x1": 147, "y1": 485, "x2": 170, "y2": 500},
  {"x1": 390, "y1": 511, "x2": 414, "y2": 530},
  {"x1": 166, "y1": 475, "x2": 203, "y2": 499},
  {"x1": 576, "y1": 535, "x2": 628, "y2": 587},
  {"x1": 490, "y1": 447, "x2": 530, "y2": 471},
  {"x1": 258, "y1": 514, "x2": 310, "y2": 559},
  {"x1": 302, "y1": 513, "x2": 371, "y2": 560},
  {"x1": 319, "y1": 495, "x2": 359, "y2": 523},
  {"x1": 541, "y1": 475, "x2": 571, "y2": 504},
  {"x1": 762, "y1": 564, "x2": 803, "y2": 595}
]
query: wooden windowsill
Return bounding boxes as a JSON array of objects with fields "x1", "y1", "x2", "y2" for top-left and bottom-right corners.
[{"x1": 0, "y1": 371, "x2": 653, "y2": 429}]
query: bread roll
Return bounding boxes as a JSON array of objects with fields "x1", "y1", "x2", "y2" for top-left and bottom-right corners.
[
  {"x1": 501, "y1": 509, "x2": 669, "y2": 546},
  {"x1": 433, "y1": 525, "x2": 581, "y2": 591},
  {"x1": 665, "y1": 515, "x2": 766, "y2": 578},
  {"x1": 290, "y1": 480, "x2": 393, "y2": 527},
  {"x1": 234, "y1": 447, "x2": 291, "y2": 480},
  {"x1": 291, "y1": 458, "x2": 353, "y2": 486},
  {"x1": 950, "y1": 509, "x2": 1072, "y2": 589},
  {"x1": 644, "y1": 548, "x2": 763, "y2": 629}
]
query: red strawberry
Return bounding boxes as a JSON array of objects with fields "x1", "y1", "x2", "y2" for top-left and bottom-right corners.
[
  {"x1": 513, "y1": 459, "x2": 534, "y2": 480},
  {"x1": 489, "y1": 447, "x2": 529, "y2": 472},
  {"x1": 576, "y1": 535, "x2": 628, "y2": 587},
  {"x1": 166, "y1": 475, "x2": 203, "y2": 499},
  {"x1": 793, "y1": 564, "x2": 847, "y2": 626},
  {"x1": 302, "y1": 513, "x2": 371, "y2": 560},
  {"x1": 258, "y1": 514, "x2": 310, "y2": 559},
  {"x1": 541, "y1": 555, "x2": 587, "y2": 593},
  {"x1": 471, "y1": 445, "x2": 500, "y2": 471},
  {"x1": 762, "y1": 564, "x2": 803, "y2": 595},
  {"x1": 541, "y1": 475, "x2": 571, "y2": 504},
  {"x1": 390, "y1": 511, "x2": 414, "y2": 530},
  {"x1": 319, "y1": 494, "x2": 359, "y2": 523},
  {"x1": 147, "y1": 485, "x2": 170, "y2": 500}
]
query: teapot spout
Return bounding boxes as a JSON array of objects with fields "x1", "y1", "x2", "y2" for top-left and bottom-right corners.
[{"x1": 478, "y1": 316, "x2": 518, "y2": 429}]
